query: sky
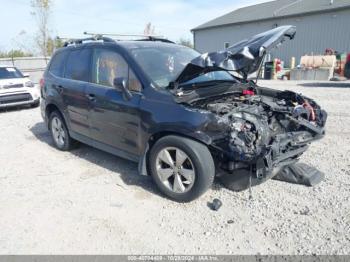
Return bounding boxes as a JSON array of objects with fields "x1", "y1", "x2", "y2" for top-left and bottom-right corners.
[{"x1": 0, "y1": 0, "x2": 270, "y2": 53}]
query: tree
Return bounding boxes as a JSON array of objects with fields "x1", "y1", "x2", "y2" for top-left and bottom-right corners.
[
  {"x1": 31, "y1": 0, "x2": 53, "y2": 56},
  {"x1": 144, "y1": 22, "x2": 155, "y2": 36},
  {"x1": 11, "y1": 30, "x2": 35, "y2": 55},
  {"x1": 54, "y1": 37, "x2": 64, "y2": 49},
  {"x1": 0, "y1": 50, "x2": 33, "y2": 58},
  {"x1": 177, "y1": 38, "x2": 194, "y2": 49},
  {"x1": 45, "y1": 36, "x2": 64, "y2": 54}
]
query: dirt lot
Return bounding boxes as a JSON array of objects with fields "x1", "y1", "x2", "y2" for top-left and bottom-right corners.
[{"x1": 0, "y1": 81, "x2": 349, "y2": 254}]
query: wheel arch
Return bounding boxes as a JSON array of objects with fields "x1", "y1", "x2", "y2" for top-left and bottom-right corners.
[
  {"x1": 144, "y1": 132, "x2": 216, "y2": 201},
  {"x1": 138, "y1": 130, "x2": 213, "y2": 176},
  {"x1": 45, "y1": 103, "x2": 70, "y2": 131}
]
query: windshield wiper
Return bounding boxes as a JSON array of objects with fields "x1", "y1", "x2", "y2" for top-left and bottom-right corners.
[
  {"x1": 171, "y1": 80, "x2": 237, "y2": 97},
  {"x1": 179, "y1": 79, "x2": 237, "y2": 89}
]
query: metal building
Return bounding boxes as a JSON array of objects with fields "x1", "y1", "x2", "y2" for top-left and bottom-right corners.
[{"x1": 192, "y1": 0, "x2": 350, "y2": 66}]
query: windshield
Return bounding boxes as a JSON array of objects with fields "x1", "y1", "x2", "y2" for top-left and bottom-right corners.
[
  {"x1": 131, "y1": 45, "x2": 200, "y2": 88},
  {"x1": 0, "y1": 67, "x2": 23, "y2": 79}
]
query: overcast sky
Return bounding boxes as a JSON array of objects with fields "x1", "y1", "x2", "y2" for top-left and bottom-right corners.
[{"x1": 0, "y1": 0, "x2": 270, "y2": 52}]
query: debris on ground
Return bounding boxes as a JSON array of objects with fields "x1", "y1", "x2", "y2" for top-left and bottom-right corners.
[
  {"x1": 207, "y1": 198, "x2": 222, "y2": 211},
  {"x1": 273, "y1": 162, "x2": 325, "y2": 186}
]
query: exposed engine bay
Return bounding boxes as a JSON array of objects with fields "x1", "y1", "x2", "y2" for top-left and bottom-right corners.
[
  {"x1": 188, "y1": 84, "x2": 327, "y2": 191},
  {"x1": 170, "y1": 25, "x2": 327, "y2": 192}
]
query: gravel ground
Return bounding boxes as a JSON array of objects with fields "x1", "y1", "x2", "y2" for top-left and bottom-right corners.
[{"x1": 0, "y1": 81, "x2": 349, "y2": 255}]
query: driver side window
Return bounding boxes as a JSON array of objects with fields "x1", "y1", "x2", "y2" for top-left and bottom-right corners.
[{"x1": 92, "y1": 49, "x2": 142, "y2": 92}]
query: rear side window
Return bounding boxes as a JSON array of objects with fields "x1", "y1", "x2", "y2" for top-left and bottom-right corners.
[
  {"x1": 65, "y1": 49, "x2": 91, "y2": 82},
  {"x1": 49, "y1": 51, "x2": 67, "y2": 77}
]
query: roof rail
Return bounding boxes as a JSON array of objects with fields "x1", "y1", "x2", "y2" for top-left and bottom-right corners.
[
  {"x1": 135, "y1": 36, "x2": 175, "y2": 44},
  {"x1": 83, "y1": 32, "x2": 175, "y2": 44},
  {"x1": 62, "y1": 35, "x2": 115, "y2": 47}
]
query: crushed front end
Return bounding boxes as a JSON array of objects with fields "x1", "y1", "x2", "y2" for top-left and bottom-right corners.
[
  {"x1": 171, "y1": 25, "x2": 326, "y2": 191},
  {"x1": 191, "y1": 84, "x2": 327, "y2": 191}
]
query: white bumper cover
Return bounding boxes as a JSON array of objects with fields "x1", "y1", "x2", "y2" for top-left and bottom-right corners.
[{"x1": 0, "y1": 86, "x2": 40, "y2": 108}]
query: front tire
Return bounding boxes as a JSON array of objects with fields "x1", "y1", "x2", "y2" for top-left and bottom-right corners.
[
  {"x1": 149, "y1": 135, "x2": 215, "y2": 202},
  {"x1": 49, "y1": 111, "x2": 73, "y2": 151}
]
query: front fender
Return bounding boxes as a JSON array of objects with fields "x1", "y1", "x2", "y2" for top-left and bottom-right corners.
[{"x1": 137, "y1": 89, "x2": 231, "y2": 175}]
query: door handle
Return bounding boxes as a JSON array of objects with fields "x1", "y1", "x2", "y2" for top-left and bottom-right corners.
[
  {"x1": 86, "y1": 93, "x2": 96, "y2": 101},
  {"x1": 57, "y1": 85, "x2": 63, "y2": 94}
]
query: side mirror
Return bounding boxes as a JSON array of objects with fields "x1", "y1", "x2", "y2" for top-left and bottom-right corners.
[
  {"x1": 23, "y1": 73, "x2": 30, "y2": 78},
  {"x1": 113, "y1": 77, "x2": 132, "y2": 100}
]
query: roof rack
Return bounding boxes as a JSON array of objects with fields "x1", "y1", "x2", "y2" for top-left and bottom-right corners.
[
  {"x1": 135, "y1": 36, "x2": 175, "y2": 44},
  {"x1": 58, "y1": 32, "x2": 175, "y2": 48},
  {"x1": 61, "y1": 35, "x2": 115, "y2": 47},
  {"x1": 83, "y1": 32, "x2": 175, "y2": 44}
]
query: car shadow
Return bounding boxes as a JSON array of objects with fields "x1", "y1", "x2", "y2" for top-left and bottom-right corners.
[
  {"x1": 29, "y1": 121, "x2": 163, "y2": 198},
  {"x1": 30, "y1": 121, "x2": 225, "y2": 199},
  {"x1": 0, "y1": 104, "x2": 36, "y2": 113}
]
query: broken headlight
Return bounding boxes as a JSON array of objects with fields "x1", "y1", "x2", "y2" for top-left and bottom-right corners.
[{"x1": 229, "y1": 119, "x2": 258, "y2": 161}]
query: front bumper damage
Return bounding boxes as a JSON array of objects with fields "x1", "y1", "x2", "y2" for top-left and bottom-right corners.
[
  {"x1": 216, "y1": 132, "x2": 323, "y2": 191},
  {"x1": 208, "y1": 93, "x2": 327, "y2": 192},
  {"x1": 178, "y1": 80, "x2": 327, "y2": 191}
]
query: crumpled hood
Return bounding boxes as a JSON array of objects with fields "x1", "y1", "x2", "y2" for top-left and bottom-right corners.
[{"x1": 176, "y1": 25, "x2": 296, "y2": 83}]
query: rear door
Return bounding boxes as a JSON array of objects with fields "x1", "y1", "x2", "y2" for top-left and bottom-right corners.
[
  {"x1": 85, "y1": 47, "x2": 143, "y2": 157},
  {"x1": 60, "y1": 48, "x2": 92, "y2": 137}
]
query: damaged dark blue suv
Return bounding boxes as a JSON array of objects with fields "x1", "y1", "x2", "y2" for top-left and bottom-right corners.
[{"x1": 41, "y1": 26, "x2": 327, "y2": 202}]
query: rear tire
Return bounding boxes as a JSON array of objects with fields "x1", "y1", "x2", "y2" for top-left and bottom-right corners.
[
  {"x1": 49, "y1": 111, "x2": 73, "y2": 151},
  {"x1": 149, "y1": 135, "x2": 215, "y2": 202}
]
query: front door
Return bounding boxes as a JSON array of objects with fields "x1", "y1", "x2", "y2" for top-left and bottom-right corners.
[{"x1": 86, "y1": 48, "x2": 143, "y2": 156}]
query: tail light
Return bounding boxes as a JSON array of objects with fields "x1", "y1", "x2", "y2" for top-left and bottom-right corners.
[
  {"x1": 39, "y1": 78, "x2": 45, "y2": 89},
  {"x1": 39, "y1": 78, "x2": 45, "y2": 97},
  {"x1": 346, "y1": 53, "x2": 350, "y2": 63}
]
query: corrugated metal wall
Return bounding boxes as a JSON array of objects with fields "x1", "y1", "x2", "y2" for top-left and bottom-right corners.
[{"x1": 193, "y1": 9, "x2": 350, "y2": 67}]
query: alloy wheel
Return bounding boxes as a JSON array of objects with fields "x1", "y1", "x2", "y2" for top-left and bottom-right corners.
[
  {"x1": 155, "y1": 147, "x2": 196, "y2": 193},
  {"x1": 51, "y1": 116, "x2": 66, "y2": 147}
]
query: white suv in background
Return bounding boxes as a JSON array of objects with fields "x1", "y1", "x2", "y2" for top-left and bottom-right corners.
[{"x1": 0, "y1": 66, "x2": 40, "y2": 109}]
